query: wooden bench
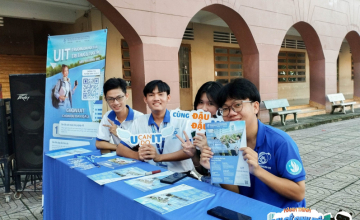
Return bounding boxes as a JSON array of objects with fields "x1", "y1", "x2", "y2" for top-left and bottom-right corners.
[
  {"x1": 327, "y1": 93, "x2": 356, "y2": 114},
  {"x1": 263, "y1": 99, "x2": 299, "y2": 126}
]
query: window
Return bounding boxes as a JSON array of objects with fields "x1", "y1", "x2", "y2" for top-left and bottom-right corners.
[
  {"x1": 121, "y1": 40, "x2": 131, "y2": 87},
  {"x1": 178, "y1": 44, "x2": 191, "y2": 88},
  {"x1": 214, "y1": 46, "x2": 242, "y2": 84},
  {"x1": 278, "y1": 52, "x2": 306, "y2": 83}
]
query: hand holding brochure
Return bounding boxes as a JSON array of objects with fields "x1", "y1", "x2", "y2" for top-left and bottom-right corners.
[
  {"x1": 206, "y1": 121, "x2": 251, "y2": 186},
  {"x1": 134, "y1": 184, "x2": 214, "y2": 214},
  {"x1": 87, "y1": 167, "x2": 146, "y2": 185}
]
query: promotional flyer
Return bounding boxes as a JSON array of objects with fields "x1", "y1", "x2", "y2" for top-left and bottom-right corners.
[
  {"x1": 206, "y1": 121, "x2": 250, "y2": 186},
  {"x1": 43, "y1": 29, "x2": 107, "y2": 153}
]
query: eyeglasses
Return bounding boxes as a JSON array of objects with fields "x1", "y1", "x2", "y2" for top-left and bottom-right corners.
[
  {"x1": 106, "y1": 95, "x2": 125, "y2": 104},
  {"x1": 219, "y1": 100, "x2": 253, "y2": 117}
]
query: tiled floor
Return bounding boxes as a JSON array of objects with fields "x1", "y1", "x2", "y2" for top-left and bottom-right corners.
[
  {"x1": 288, "y1": 118, "x2": 360, "y2": 220},
  {"x1": 1, "y1": 117, "x2": 360, "y2": 219}
]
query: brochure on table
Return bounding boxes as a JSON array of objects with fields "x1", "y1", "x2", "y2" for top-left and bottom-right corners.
[
  {"x1": 125, "y1": 171, "x2": 175, "y2": 191},
  {"x1": 206, "y1": 121, "x2": 251, "y2": 186},
  {"x1": 125, "y1": 171, "x2": 190, "y2": 192},
  {"x1": 46, "y1": 148, "x2": 92, "y2": 159},
  {"x1": 134, "y1": 184, "x2": 214, "y2": 214},
  {"x1": 87, "y1": 167, "x2": 146, "y2": 185},
  {"x1": 98, "y1": 157, "x2": 138, "y2": 169}
]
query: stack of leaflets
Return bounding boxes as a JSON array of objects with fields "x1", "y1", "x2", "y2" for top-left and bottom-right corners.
[
  {"x1": 46, "y1": 148, "x2": 92, "y2": 159},
  {"x1": 125, "y1": 171, "x2": 189, "y2": 192},
  {"x1": 87, "y1": 167, "x2": 146, "y2": 185},
  {"x1": 206, "y1": 121, "x2": 251, "y2": 186},
  {"x1": 98, "y1": 157, "x2": 137, "y2": 169},
  {"x1": 134, "y1": 184, "x2": 214, "y2": 214}
]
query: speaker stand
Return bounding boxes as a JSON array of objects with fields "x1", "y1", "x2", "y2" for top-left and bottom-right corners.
[{"x1": 0, "y1": 154, "x2": 14, "y2": 202}]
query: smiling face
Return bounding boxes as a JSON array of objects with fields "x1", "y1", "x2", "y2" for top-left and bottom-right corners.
[
  {"x1": 143, "y1": 86, "x2": 170, "y2": 112},
  {"x1": 222, "y1": 98, "x2": 259, "y2": 128},
  {"x1": 106, "y1": 88, "x2": 129, "y2": 113},
  {"x1": 62, "y1": 66, "x2": 69, "y2": 78},
  {"x1": 196, "y1": 92, "x2": 218, "y2": 117}
]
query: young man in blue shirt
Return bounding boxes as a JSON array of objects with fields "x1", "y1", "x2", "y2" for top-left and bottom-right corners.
[
  {"x1": 200, "y1": 78, "x2": 306, "y2": 208},
  {"x1": 116, "y1": 80, "x2": 193, "y2": 173}
]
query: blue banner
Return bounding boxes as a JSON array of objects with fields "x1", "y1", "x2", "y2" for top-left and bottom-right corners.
[{"x1": 43, "y1": 29, "x2": 107, "y2": 153}]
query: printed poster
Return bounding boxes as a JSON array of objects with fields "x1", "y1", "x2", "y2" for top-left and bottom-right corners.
[
  {"x1": 206, "y1": 121, "x2": 250, "y2": 186},
  {"x1": 43, "y1": 29, "x2": 107, "y2": 153}
]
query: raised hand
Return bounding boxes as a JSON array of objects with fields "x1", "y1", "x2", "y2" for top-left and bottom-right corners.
[
  {"x1": 176, "y1": 131, "x2": 196, "y2": 157},
  {"x1": 103, "y1": 119, "x2": 118, "y2": 137},
  {"x1": 240, "y1": 147, "x2": 260, "y2": 175},
  {"x1": 193, "y1": 133, "x2": 208, "y2": 150},
  {"x1": 199, "y1": 146, "x2": 213, "y2": 170}
]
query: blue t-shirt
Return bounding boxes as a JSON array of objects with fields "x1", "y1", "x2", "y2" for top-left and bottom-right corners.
[{"x1": 239, "y1": 120, "x2": 306, "y2": 208}]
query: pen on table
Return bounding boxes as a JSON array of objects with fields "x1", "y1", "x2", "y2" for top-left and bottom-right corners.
[{"x1": 145, "y1": 170, "x2": 161, "y2": 176}]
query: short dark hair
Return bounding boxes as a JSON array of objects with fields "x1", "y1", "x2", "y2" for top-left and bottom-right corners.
[
  {"x1": 194, "y1": 81, "x2": 223, "y2": 109},
  {"x1": 143, "y1": 80, "x2": 170, "y2": 96},
  {"x1": 61, "y1": 64, "x2": 68, "y2": 72},
  {"x1": 103, "y1": 78, "x2": 127, "y2": 96},
  {"x1": 217, "y1": 78, "x2": 261, "y2": 107}
]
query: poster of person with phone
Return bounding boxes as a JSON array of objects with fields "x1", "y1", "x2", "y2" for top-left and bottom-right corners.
[{"x1": 53, "y1": 64, "x2": 78, "y2": 109}]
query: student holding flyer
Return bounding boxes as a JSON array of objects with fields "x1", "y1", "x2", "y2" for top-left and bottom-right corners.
[
  {"x1": 177, "y1": 81, "x2": 223, "y2": 176},
  {"x1": 96, "y1": 78, "x2": 143, "y2": 152},
  {"x1": 199, "y1": 78, "x2": 306, "y2": 209},
  {"x1": 116, "y1": 80, "x2": 193, "y2": 173}
]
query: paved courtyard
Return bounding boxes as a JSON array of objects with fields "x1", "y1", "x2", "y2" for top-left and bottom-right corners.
[
  {"x1": 287, "y1": 118, "x2": 360, "y2": 219},
  {"x1": 0, "y1": 117, "x2": 360, "y2": 219}
]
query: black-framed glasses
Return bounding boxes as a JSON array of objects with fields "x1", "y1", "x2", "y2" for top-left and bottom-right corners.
[
  {"x1": 106, "y1": 95, "x2": 125, "y2": 104},
  {"x1": 219, "y1": 100, "x2": 254, "y2": 117}
]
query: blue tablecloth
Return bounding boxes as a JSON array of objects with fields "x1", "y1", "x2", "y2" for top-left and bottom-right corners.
[{"x1": 43, "y1": 150, "x2": 281, "y2": 220}]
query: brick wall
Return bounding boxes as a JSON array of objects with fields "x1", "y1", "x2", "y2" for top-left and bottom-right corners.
[{"x1": 0, "y1": 55, "x2": 46, "y2": 98}]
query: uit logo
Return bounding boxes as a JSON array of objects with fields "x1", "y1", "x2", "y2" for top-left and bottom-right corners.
[
  {"x1": 17, "y1": 94, "x2": 30, "y2": 101},
  {"x1": 267, "y1": 208, "x2": 353, "y2": 220},
  {"x1": 116, "y1": 126, "x2": 174, "y2": 146},
  {"x1": 130, "y1": 134, "x2": 162, "y2": 146}
]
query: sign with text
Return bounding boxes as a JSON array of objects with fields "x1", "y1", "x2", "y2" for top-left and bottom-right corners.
[
  {"x1": 170, "y1": 109, "x2": 222, "y2": 134},
  {"x1": 116, "y1": 126, "x2": 174, "y2": 146},
  {"x1": 43, "y1": 29, "x2": 107, "y2": 152}
]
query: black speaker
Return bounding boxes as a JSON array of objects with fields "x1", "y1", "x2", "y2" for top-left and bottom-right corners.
[
  {"x1": 0, "y1": 98, "x2": 13, "y2": 158},
  {"x1": 9, "y1": 74, "x2": 45, "y2": 172}
]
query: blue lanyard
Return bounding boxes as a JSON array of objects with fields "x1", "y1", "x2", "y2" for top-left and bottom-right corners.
[
  {"x1": 74, "y1": 154, "x2": 100, "y2": 167},
  {"x1": 151, "y1": 123, "x2": 167, "y2": 155}
]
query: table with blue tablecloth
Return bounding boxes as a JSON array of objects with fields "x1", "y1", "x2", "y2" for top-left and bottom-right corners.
[{"x1": 43, "y1": 149, "x2": 282, "y2": 220}]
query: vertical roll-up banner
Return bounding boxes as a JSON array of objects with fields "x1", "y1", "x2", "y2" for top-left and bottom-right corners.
[{"x1": 43, "y1": 30, "x2": 107, "y2": 217}]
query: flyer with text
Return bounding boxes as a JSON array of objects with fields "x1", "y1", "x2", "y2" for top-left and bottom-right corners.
[
  {"x1": 43, "y1": 29, "x2": 107, "y2": 153},
  {"x1": 206, "y1": 121, "x2": 250, "y2": 186},
  {"x1": 134, "y1": 184, "x2": 214, "y2": 214}
]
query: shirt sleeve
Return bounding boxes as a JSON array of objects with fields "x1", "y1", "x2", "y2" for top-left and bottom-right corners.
[
  {"x1": 96, "y1": 114, "x2": 111, "y2": 142},
  {"x1": 275, "y1": 138, "x2": 306, "y2": 183}
]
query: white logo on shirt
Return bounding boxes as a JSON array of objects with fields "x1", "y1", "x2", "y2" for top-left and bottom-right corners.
[{"x1": 258, "y1": 152, "x2": 271, "y2": 165}]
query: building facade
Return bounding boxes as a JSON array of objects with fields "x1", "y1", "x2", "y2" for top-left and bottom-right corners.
[{"x1": 1, "y1": 0, "x2": 360, "y2": 122}]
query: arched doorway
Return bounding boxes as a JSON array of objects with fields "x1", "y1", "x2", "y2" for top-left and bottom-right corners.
[
  {"x1": 277, "y1": 22, "x2": 325, "y2": 111},
  {"x1": 88, "y1": 0, "x2": 146, "y2": 112},
  {"x1": 178, "y1": 4, "x2": 259, "y2": 110}
]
